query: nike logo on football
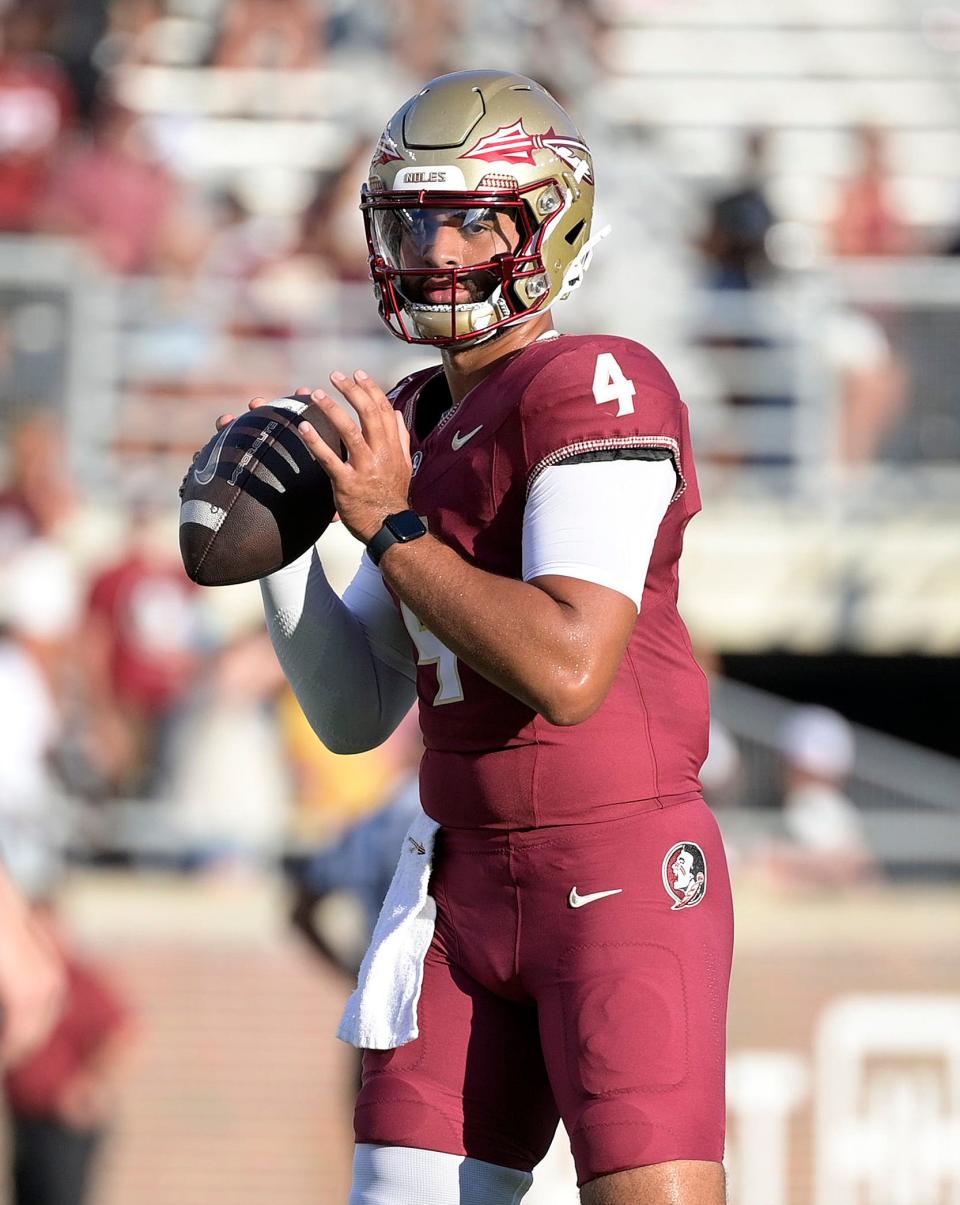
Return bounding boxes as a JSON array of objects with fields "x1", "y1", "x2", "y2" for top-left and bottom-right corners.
[
  {"x1": 194, "y1": 421, "x2": 235, "y2": 486},
  {"x1": 451, "y1": 425, "x2": 483, "y2": 451},
  {"x1": 568, "y1": 887, "x2": 623, "y2": 909}
]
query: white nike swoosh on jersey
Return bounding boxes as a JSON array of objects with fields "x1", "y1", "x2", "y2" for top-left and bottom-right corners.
[
  {"x1": 568, "y1": 887, "x2": 624, "y2": 909},
  {"x1": 451, "y1": 425, "x2": 483, "y2": 451},
  {"x1": 194, "y1": 420, "x2": 236, "y2": 485}
]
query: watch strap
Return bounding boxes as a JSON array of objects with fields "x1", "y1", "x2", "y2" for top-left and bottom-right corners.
[{"x1": 367, "y1": 510, "x2": 426, "y2": 566}]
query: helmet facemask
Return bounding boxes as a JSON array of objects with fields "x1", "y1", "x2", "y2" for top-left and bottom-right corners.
[{"x1": 362, "y1": 183, "x2": 560, "y2": 347}]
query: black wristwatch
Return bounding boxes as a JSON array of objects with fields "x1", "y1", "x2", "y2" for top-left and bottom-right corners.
[{"x1": 367, "y1": 510, "x2": 427, "y2": 566}]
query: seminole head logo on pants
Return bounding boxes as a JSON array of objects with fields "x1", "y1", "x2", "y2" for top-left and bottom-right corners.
[{"x1": 663, "y1": 842, "x2": 707, "y2": 910}]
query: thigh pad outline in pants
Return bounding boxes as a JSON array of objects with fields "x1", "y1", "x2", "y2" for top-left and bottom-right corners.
[{"x1": 520, "y1": 800, "x2": 735, "y2": 1184}]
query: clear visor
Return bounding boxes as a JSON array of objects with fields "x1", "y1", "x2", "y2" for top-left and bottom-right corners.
[{"x1": 370, "y1": 204, "x2": 525, "y2": 306}]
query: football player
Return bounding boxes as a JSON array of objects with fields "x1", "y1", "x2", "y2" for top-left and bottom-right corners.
[{"x1": 223, "y1": 71, "x2": 733, "y2": 1205}]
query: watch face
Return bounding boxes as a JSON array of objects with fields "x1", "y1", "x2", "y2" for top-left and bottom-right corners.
[{"x1": 386, "y1": 511, "x2": 426, "y2": 541}]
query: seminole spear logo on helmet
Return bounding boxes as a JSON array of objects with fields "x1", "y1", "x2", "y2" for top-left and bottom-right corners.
[{"x1": 458, "y1": 120, "x2": 594, "y2": 184}]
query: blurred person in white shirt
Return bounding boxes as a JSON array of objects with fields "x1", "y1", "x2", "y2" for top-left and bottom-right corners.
[
  {"x1": 761, "y1": 705, "x2": 877, "y2": 889},
  {"x1": 0, "y1": 541, "x2": 79, "y2": 842},
  {"x1": 0, "y1": 542, "x2": 76, "y2": 1067},
  {"x1": 0, "y1": 868, "x2": 63, "y2": 1067}
]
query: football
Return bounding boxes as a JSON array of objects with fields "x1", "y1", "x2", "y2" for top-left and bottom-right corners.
[{"x1": 179, "y1": 398, "x2": 342, "y2": 586}]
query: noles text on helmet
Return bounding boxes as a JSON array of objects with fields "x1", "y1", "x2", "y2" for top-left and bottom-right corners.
[{"x1": 362, "y1": 69, "x2": 604, "y2": 347}]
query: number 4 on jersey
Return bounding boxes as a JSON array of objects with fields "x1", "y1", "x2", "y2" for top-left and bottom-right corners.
[
  {"x1": 400, "y1": 602, "x2": 464, "y2": 705},
  {"x1": 592, "y1": 352, "x2": 636, "y2": 417}
]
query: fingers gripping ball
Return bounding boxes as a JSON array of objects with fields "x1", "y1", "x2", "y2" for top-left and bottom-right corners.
[{"x1": 179, "y1": 397, "x2": 343, "y2": 586}]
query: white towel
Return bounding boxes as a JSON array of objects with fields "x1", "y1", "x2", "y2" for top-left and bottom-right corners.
[{"x1": 337, "y1": 809, "x2": 441, "y2": 1050}]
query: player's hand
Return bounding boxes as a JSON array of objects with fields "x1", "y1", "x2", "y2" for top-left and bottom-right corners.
[
  {"x1": 297, "y1": 370, "x2": 412, "y2": 544},
  {"x1": 214, "y1": 385, "x2": 312, "y2": 432}
]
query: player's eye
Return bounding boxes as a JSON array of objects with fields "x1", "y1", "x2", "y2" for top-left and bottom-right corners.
[
  {"x1": 391, "y1": 207, "x2": 511, "y2": 253},
  {"x1": 460, "y1": 208, "x2": 497, "y2": 235}
]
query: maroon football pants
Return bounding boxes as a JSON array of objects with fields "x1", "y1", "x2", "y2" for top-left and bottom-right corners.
[{"x1": 355, "y1": 795, "x2": 733, "y2": 1186}]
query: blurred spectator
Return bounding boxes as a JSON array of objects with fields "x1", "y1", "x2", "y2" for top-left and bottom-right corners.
[
  {"x1": 0, "y1": 3, "x2": 74, "y2": 232},
  {"x1": 93, "y1": 0, "x2": 166, "y2": 70},
  {"x1": 48, "y1": 0, "x2": 109, "y2": 123},
  {"x1": 210, "y1": 0, "x2": 326, "y2": 70},
  {"x1": 761, "y1": 706, "x2": 876, "y2": 888},
  {"x1": 289, "y1": 771, "x2": 421, "y2": 1100},
  {"x1": 0, "y1": 868, "x2": 64, "y2": 1067},
  {"x1": 0, "y1": 414, "x2": 78, "y2": 556},
  {"x1": 4, "y1": 892, "x2": 137, "y2": 1205},
  {"x1": 700, "y1": 716, "x2": 742, "y2": 811},
  {"x1": 248, "y1": 142, "x2": 374, "y2": 330},
  {"x1": 0, "y1": 541, "x2": 80, "y2": 851},
  {"x1": 300, "y1": 141, "x2": 375, "y2": 284},
  {"x1": 820, "y1": 307, "x2": 908, "y2": 464},
  {"x1": 828, "y1": 126, "x2": 910, "y2": 258},
  {"x1": 199, "y1": 190, "x2": 289, "y2": 357},
  {"x1": 121, "y1": 194, "x2": 227, "y2": 385},
  {"x1": 82, "y1": 508, "x2": 202, "y2": 797},
  {"x1": 0, "y1": 582, "x2": 60, "y2": 831},
  {"x1": 290, "y1": 773, "x2": 422, "y2": 979},
  {"x1": 202, "y1": 188, "x2": 269, "y2": 282},
  {"x1": 696, "y1": 131, "x2": 791, "y2": 455},
  {"x1": 389, "y1": 0, "x2": 460, "y2": 81},
  {"x1": 288, "y1": 714, "x2": 422, "y2": 1096},
  {"x1": 700, "y1": 652, "x2": 744, "y2": 810},
  {"x1": 0, "y1": 542, "x2": 79, "y2": 1093},
  {"x1": 280, "y1": 685, "x2": 412, "y2": 836},
  {"x1": 165, "y1": 627, "x2": 290, "y2": 867},
  {"x1": 38, "y1": 100, "x2": 178, "y2": 274},
  {"x1": 942, "y1": 193, "x2": 960, "y2": 256},
  {"x1": 699, "y1": 130, "x2": 776, "y2": 291}
]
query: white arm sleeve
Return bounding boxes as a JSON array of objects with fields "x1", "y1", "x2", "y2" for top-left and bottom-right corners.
[
  {"x1": 260, "y1": 548, "x2": 416, "y2": 755},
  {"x1": 522, "y1": 458, "x2": 676, "y2": 610}
]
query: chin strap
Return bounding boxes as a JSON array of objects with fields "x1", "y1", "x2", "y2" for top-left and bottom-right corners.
[{"x1": 556, "y1": 223, "x2": 611, "y2": 304}]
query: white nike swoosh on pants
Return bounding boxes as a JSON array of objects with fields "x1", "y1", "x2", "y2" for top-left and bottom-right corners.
[{"x1": 568, "y1": 887, "x2": 623, "y2": 908}]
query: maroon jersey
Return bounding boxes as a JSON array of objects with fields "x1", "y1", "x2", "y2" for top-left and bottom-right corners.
[{"x1": 391, "y1": 333, "x2": 708, "y2": 829}]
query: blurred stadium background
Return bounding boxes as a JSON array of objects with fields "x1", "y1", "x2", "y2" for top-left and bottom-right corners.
[{"x1": 0, "y1": 0, "x2": 958, "y2": 1202}]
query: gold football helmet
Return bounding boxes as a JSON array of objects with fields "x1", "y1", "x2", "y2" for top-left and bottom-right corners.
[{"x1": 362, "y1": 70, "x2": 603, "y2": 347}]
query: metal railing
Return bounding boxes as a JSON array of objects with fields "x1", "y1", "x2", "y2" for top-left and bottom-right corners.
[
  {"x1": 2, "y1": 238, "x2": 960, "y2": 508},
  {"x1": 712, "y1": 675, "x2": 960, "y2": 871}
]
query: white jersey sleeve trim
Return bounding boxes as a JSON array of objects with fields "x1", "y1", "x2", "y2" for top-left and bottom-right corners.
[{"x1": 522, "y1": 458, "x2": 675, "y2": 611}]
